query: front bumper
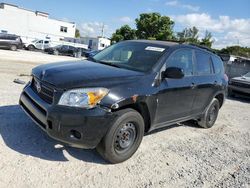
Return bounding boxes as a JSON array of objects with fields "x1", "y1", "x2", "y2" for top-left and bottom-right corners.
[
  {"x1": 19, "y1": 83, "x2": 116, "y2": 149},
  {"x1": 228, "y1": 84, "x2": 250, "y2": 95}
]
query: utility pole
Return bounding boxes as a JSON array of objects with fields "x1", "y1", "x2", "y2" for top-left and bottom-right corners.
[{"x1": 101, "y1": 23, "x2": 104, "y2": 38}]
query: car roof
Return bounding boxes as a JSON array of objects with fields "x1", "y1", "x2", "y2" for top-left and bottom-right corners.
[
  {"x1": 126, "y1": 40, "x2": 179, "y2": 47},
  {"x1": 120, "y1": 40, "x2": 221, "y2": 59}
]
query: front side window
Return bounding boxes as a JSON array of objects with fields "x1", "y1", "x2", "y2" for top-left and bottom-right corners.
[
  {"x1": 92, "y1": 42, "x2": 167, "y2": 72},
  {"x1": 166, "y1": 49, "x2": 194, "y2": 76},
  {"x1": 60, "y1": 26, "x2": 68, "y2": 33},
  {"x1": 195, "y1": 50, "x2": 213, "y2": 75}
]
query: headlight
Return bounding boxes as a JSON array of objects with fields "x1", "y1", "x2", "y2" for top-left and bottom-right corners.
[{"x1": 58, "y1": 88, "x2": 109, "y2": 109}]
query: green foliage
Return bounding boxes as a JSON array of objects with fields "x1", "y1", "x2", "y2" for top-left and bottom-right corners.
[
  {"x1": 135, "y1": 13, "x2": 174, "y2": 40},
  {"x1": 177, "y1": 26, "x2": 199, "y2": 44},
  {"x1": 200, "y1": 30, "x2": 213, "y2": 48},
  {"x1": 219, "y1": 46, "x2": 250, "y2": 58},
  {"x1": 75, "y1": 28, "x2": 81, "y2": 38},
  {"x1": 111, "y1": 25, "x2": 136, "y2": 43},
  {"x1": 177, "y1": 27, "x2": 213, "y2": 48}
]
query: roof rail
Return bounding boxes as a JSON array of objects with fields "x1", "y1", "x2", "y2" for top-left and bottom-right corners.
[{"x1": 184, "y1": 42, "x2": 217, "y2": 54}]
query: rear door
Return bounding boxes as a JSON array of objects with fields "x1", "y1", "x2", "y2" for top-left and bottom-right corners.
[
  {"x1": 44, "y1": 41, "x2": 50, "y2": 49},
  {"x1": 192, "y1": 50, "x2": 217, "y2": 114},
  {"x1": 155, "y1": 48, "x2": 196, "y2": 124}
]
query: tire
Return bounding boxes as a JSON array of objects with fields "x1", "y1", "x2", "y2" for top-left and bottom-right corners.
[
  {"x1": 198, "y1": 98, "x2": 220, "y2": 129},
  {"x1": 53, "y1": 50, "x2": 59, "y2": 55},
  {"x1": 10, "y1": 45, "x2": 17, "y2": 51},
  {"x1": 97, "y1": 108, "x2": 145, "y2": 164},
  {"x1": 28, "y1": 45, "x2": 35, "y2": 51}
]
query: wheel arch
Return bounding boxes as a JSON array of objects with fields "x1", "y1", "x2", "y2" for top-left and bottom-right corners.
[
  {"x1": 112, "y1": 102, "x2": 152, "y2": 133},
  {"x1": 214, "y1": 92, "x2": 225, "y2": 108}
]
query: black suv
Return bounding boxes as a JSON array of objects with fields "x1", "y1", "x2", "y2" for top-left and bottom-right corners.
[
  {"x1": 19, "y1": 40, "x2": 227, "y2": 163},
  {"x1": 44, "y1": 45, "x2": 81, "y2": 57},
  {"x1": 0, "y1": 33, "x2": 23, "y2": 51}
]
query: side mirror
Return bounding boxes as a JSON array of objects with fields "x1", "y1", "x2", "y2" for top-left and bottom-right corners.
[{"x1": 163, "y1": 67, "x2": 184, "y2": 79}]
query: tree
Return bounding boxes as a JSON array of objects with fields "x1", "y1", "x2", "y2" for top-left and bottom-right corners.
[
  {"x1": 75, "y1": 28, "x2": 81, "y2": 38},
  {"x1": 200, "y1": 30, "x2": 213, "y2": 48},
  {"x1": 135, "y1": 13, "x2": 175, "y2": 40},
  {"x1": 220, "y1": 46, "x2": 250, "y2": 58},
  {"x1": 111, "y1": 25, "x2": 136, "y2": 43},
  {"x1": 177, "y1": 26, "x2": 199, "y2": 44}
]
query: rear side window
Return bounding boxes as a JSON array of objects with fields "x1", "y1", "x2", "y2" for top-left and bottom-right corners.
[
  {"x1": 166, "y1": 49, "x2": 194, "y2": 76},
  {"x1": 212, "y1": 56, "x2": 224, "y2": 74},
  {"x1": 195, "y1": 50, "x2": 213, "y2": 75}
]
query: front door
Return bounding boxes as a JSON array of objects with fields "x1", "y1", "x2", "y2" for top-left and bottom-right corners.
[{"x1": 155, "y1": 48, "x2": 196, "y2": 125}]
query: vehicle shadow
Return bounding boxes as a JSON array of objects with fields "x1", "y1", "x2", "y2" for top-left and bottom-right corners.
[
  {"x1": 0, "y1": 105, "x2": 106, "y2": 164},
  {"x1": 226, "y1": 96, "x2": 250, "y2": 103}
]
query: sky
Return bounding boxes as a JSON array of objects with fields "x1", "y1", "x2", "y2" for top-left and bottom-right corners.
[{"x1": 3, "y1": 0, "x2": 250, "y2": 49}]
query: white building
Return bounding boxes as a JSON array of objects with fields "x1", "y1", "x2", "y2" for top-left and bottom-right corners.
[
  {"x1": 81, "y1": 36, "x2": 111, "y2": 50},
  {"x1": 0, "y1": 3, "x2": 76, "y2": 43}
]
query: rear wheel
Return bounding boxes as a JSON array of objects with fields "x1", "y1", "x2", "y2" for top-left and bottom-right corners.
[
  {"x1": 198, "y1": 98, "x2": 220, "y2": 128},
  {"x1": 27, "y1": 45, "x2": 35, "y2": 51},
  {"x1": 10, "y1": 45, "x2": 17, "y2": 51},
  {"x1": 97, "y1": 108, "x2": 144, "y2": 164}
]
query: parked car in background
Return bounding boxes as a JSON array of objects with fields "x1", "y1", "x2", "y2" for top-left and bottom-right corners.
[
  {"x1": 87, "y1": 50, "x2": 101, "y2": 58},
  {"x1": 20, "y1": 40, "x2": 227, "y2": 163},
  {"x1": 0, "y1": 33, "x2": 23, "y2": 51},
  {"x1": 82, "y1": 49, "x2": 101, "y2": 58},
  {"x1": 228, "y1": 72, "x2": 250, "y2": 97},
  {"x1": 24, "y1": 39, "x2": 51, "y2": 51},
  {"x1": 44, "y1": 45, "x2": 81, "y2": 57}
]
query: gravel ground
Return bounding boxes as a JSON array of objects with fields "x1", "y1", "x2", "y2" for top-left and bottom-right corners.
[{"x1": 0, "y1": 49, "x2": 249, "y2": 188}]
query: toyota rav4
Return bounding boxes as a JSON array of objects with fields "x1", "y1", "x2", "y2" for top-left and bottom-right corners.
[{"x1": 19, "y1": 40, "x2": 227, "y2": 163}]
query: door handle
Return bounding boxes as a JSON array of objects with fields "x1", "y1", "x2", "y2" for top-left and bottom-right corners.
[{"x1": 190, "y1": 83, "x2": 196, "y2": 89}]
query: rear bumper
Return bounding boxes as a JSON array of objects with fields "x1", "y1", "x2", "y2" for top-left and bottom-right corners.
[{"x1": 19, "y1": 83, "x2": 116, "y2": 149}]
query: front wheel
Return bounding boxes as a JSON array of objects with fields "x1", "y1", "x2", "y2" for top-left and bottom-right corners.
[
  {"x1": 27, "y1": 45, "x2": 35, "y2": 51},
  {"x1": 53, "y1": 50, "x2": 59, "y2": 55},
  {"x1": 198, "y1": 98, "x2": 220, "y2": 128},
  {"x1": 97, "y1": 108, "x2": 145, "y2": 164}
]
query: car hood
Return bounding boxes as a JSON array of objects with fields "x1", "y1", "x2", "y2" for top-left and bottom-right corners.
[
  {"x1": 32, "y1": 60, "x2": 144, "y2": 89},
  {"x1": 231, "y1": 76, "x2": 250, "y2": 84}
]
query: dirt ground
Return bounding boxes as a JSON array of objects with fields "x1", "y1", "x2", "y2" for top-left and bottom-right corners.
[{"x1": 0, "y1": 49, "x2": 249, "y2": 188}]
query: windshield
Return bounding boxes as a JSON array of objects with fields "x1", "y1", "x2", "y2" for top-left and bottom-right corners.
[
  {"x1": 244, "y1": 72, "x2": 250, "y2": 77},
  {"x1": 92, "y1": 41, "x2": 167, "y2": 72}
]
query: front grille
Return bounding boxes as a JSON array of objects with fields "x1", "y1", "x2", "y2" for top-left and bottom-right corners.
[
  {"x1": 31, "y1": 77, "x2": 54, "y2": 104},
  {"x1": 231, "y1": 81, "x2": 250, "y2": 88}
]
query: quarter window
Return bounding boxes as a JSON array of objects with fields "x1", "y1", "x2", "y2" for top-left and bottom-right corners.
[
  {"x1": 195, "y1": 51, "x2": 213, "y2": 75},
  {"x1": 212, "y1": 56, "x2": 224, "y2": 74},
  {"x1": 166, "y1": 49, "x2": 194, "y2": 76}
]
